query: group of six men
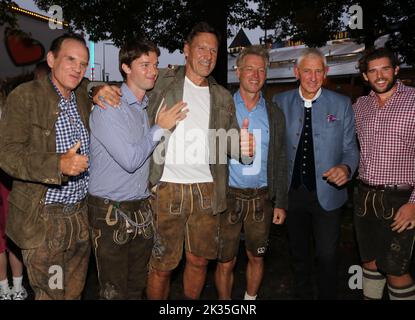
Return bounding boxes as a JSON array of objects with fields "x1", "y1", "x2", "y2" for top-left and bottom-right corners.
[{"x1": 0, "y1": 21, "x2": 414, "y2": 300}]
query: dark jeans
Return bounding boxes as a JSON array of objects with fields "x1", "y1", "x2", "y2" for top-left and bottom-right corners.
[
  {"x1": 287, "y1": 186, "x2": 341, "y2": 299},
  {"x1": 88, "y1": 195, "x2": 154, "y2": 300}
]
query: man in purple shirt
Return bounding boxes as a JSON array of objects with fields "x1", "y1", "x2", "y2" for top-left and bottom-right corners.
[{"x1": 88, "y1": 39, "x2": 186, "y2": 299}]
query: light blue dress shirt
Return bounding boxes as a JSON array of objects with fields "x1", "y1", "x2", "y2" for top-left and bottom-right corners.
[
  {"x1": 88, "y1": 83, "x2": 162, "y2": 201},
  {"x1": 229, "y1": 90, "x2": 269, "y2": 188}
]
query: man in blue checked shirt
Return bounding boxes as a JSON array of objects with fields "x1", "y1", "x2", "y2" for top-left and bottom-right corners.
[
  {"x1": 88, "y1": 39, "x2": 187, "y2": 300},
  {"x1": 0, "y1": 33, "x2": 92, "y2": 299}
]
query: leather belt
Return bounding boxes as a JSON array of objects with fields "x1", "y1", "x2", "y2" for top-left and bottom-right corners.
[
  {"x1": 88, "y1": 194, "x2": 149, "y2": 211},
  {"x1": 229, "y1": 186, "x2": 268, "y2": 197},
  {"x1": 44, "y1": 198, "x2": 87, "y2": 215},
  {"x1": 358, "y1": 180, "x2": 413, "y2": 192}
]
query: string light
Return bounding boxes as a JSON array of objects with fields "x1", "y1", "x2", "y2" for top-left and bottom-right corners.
[{"x1": 10, "y1": 6, "x2": 69, "y2": 27}]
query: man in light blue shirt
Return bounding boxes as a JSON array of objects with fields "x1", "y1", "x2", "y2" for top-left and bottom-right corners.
[
  {"x1": 87, "y1": 39, "x2": 186, "y2": 299},
  {"x1": 215, "y1": 45, "x2": 288, "y2": 300},
  {"x1": 228, "y1": 91, "x2": 269, "y2": 188}
]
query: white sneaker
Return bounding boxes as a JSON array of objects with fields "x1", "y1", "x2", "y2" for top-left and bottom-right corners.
[
  {"x1": 11, "y1": 287, "x2": 27, "y2": 300},
  {"x1": 0, "y1": 286, "x2": 12, "y2": 300}
]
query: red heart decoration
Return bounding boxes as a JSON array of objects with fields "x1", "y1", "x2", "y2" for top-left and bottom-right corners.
[{"x1": 5, "y1": 31, "x2": 45, "y2": 66}]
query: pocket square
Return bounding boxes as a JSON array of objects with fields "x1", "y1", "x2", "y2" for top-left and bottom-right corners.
[{"x1": 327, "y1": 114, "x2": 337, "y2": 122}]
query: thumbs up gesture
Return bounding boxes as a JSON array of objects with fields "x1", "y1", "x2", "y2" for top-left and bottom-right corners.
[
  {"x1": 69, "y1": 141, "x2": 81, "y2": 154},
  {"x1": 240, "y1": 118, "x2": 255, "y2": 158},
  {"x1": 60, "y1": 141, "x2": 89, "y2": 176}
]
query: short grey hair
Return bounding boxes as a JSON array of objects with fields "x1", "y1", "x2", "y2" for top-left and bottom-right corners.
[
  {"x1": 236, "y1": 45, "x2": 269, "y2": 68},
  {"x1": 296, "y1": 48, "x2": 327, "y2": 68}
]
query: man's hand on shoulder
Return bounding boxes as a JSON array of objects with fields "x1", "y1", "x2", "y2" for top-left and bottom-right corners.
[{"x1": 92, "y1": 85, "x2": 122, "y2": 109}]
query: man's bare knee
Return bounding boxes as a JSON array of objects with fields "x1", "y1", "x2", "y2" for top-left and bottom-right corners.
[
  {"x1": 186, "y1": 252, "x2": 208, "y2": 269},
  {"x1": 217, "y1": 258, "x2": 236, "y2": 273},
  {"x1": 149, "y1": 268, "x2": 172, "y2": 279},
  {"x1": 362, "y1": 260, "x2": 377, "y2": 271},
  {"x1": 387, "y1": 273, "x2": 413, "y2": 287},
  {"x1": 246, "y1": 250, "x2": 264, "y2": 265}
]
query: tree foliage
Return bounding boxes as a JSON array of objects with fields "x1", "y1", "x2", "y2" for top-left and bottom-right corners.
[
  {"x1": 349, "y1": 0, "x2": 415, "y2": 66},
  {"x1": 237, "y1": 0, "x2": 415, "y2": 66},
  {"x1": 3, "y1": 0, "x2": 413, "y2": 76},
  {"x1": 236, "y1": 0, "x2": 348, "y2": 47},
  {"x1": 32, "y1": 0, "x2": 250, "y2": 84},
  {"x1": 33, "y1": 0, "x2": 249, "y2": 51},
  {"x1": 0, "y1": 0, "x2": 18, "y2": 29}
]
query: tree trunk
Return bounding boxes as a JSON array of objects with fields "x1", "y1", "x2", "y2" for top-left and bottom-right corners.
[
  {"x1": 360, "y1": 1, "x2": 376, "y2": 51},
  {"x1": 204, "y1": 0, "x2": 228, "y2": 86}
]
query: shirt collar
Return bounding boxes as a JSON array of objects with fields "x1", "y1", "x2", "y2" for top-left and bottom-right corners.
[
  {"x1": 235, "y1": 90, "x2": 266, "y2": 112},
  {"x1": 49, "y1": 75, "x2": 75, "y2": 103},
  {"x1": 121, "y1": 83, "x2": 148, "y2": 109},
  {"x1": 298, "y1": 87, "x2": 322, "y2": 108}
]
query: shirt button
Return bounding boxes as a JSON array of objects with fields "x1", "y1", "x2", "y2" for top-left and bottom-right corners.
[
  {"x1": 303, "y1": 163, "x2": 306, "y2": 166},
  {"x1": 305, "y1": 133, "x2": 308, "y2": 136},
  {"x1": 305, "y1": 140, "x2": 308, "y2": 143},
  {"x1": 302, "y1": 171, "x2": 306, "y2": 174},
  {"x1": 44, "y1": 130, "x2": 51, "y2": 136}
]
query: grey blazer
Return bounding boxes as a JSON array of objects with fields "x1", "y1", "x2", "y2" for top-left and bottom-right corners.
[{"x1": 273, "y1": 88, "x2": 359, "y2": 211}]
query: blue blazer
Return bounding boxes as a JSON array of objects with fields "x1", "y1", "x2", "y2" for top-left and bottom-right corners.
[{"x1": 273, "y1": 88, "x2": 359, "y2": 211}]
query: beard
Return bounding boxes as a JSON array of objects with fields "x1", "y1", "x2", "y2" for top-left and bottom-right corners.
[{"x1": 370, "y1": 75, "x2": 397, "y2": 94}]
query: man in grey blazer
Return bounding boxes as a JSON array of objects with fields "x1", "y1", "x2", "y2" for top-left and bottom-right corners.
[{"x1": 273, "y1": 48, "x2": 359, "y2": 299}]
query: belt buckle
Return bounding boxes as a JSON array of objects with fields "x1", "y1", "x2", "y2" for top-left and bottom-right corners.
[{"x1": 392, "y1": 184, "x2": 412, "y2": 191}]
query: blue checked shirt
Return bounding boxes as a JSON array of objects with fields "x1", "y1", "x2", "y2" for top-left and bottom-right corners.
[{"x1": 45, "y1": 78, "x2": 89, "y2": 204}]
